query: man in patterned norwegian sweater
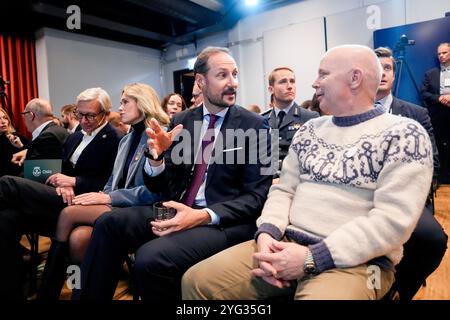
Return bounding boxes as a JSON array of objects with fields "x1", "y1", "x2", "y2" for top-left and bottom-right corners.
[{"x1": 182, "y1": 45, "x2": 433, "y2": 300}]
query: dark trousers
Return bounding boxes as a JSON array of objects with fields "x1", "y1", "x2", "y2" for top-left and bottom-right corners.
[
  {"x1": 72, "y1": 206, "x2": 255, "y2": 300},
  {"x1": 0, "y1": 175, "x2": 65, "y2": 299},
  {"x1": 395, "y1": 204, "x2": 448, "y2": 300}
]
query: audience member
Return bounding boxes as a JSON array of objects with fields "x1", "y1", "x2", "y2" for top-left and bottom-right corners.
[
  {"x1": 248, "y1": 104, "x2": 261, "y2": 113},
  {"x1": 421, "y1": 42, "x2": 450, "y2": 184},
  {"x1": 0, "y1": 107, "x2": 29, "y2": 177},
  {"x1": 182, "y1": 45, "x2": 433, "y2": 300},
  {"x1": 0, "y1": 87, "x2": 121, "y2": 300},
  {"x1": 261, "y1": 67, "x2": 318, "y2": 177},
  {"x1": 11, "y1": 98, "x2": 69, "y2": 167},
  {"x1": 161, "y1": 93, "x2": 187, "y2": 118},
  {"x1": 374, "y1": 46, "x2": 447, "y2": 299},
  {"x1": 72, "y1": 46, "x2": 272, "y2": 300},
  {"x1": 60, "y1": 104, "x2": 80, "y2": 133},
  {"x1": 37, "y1": 83, "x2": 169, "y2": 300},
  {"x1": 108, "y1": 111, "x2": 130, "y2": 136},
  {"x1": 190, "y1": 82, "x2": 203, "y2": 108}
]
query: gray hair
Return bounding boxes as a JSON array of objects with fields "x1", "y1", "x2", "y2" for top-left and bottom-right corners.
[{"x1": 76, "y1": 87, "x2": 112, "y2": 114}]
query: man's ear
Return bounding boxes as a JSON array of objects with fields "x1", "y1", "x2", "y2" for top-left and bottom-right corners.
[
  {"x1": 268, "y1": 86, "x2": 274, "y2": 94},
  {"x1": 349, "y1": 69, "x2": 363, "y2": 89},
  {"x1": 195, "y1": 74, "x2": 205, "y2": 89}
]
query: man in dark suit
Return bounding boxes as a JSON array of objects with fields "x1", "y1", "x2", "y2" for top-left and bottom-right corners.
[
  {"x1": 375, "y1": 47, "x2": 447, "y2": 300},
  {"x1": 73, "y1": 47, "x2": 273, "y2": 300},
  {"x1": 11, "y1": 98, "x2": 69, "y2": 167},
  {"x1": 0, "y1": 87, "x2": 121, "y2": 300},
  {"x1": 421, "y1": 42, "x2": 450, "y2": 184},
  {"x1": 261, "y1": 67, "x2": 319, "y2": 178}
]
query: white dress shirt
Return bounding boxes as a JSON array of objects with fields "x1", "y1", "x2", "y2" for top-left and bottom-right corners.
[{"x1": 70, "y1": 121, "x2": 108, "y2": 166}]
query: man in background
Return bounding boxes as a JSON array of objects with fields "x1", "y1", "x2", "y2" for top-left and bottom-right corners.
[
  {"x1": 11, "y1": 98, "x2": 69, "y2": 166},
  {"x1": 261, "y1": 67, "x2": 319, "y2": 177},
  {"x1": 421, "y1": 43, "x2": 450, "y2": 184},
  {"x1": 189, "y1": 82, "x2": 203, "y2": 109},
  {"x1": 60, "y1": 104, "x2": 80, "y2": 134}
]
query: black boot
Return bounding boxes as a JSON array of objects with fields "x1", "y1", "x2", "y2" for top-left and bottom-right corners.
[{"x1": 36, "y1": 239, "x2": 68, "y2": 300}]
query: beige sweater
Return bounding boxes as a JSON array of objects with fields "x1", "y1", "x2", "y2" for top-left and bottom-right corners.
[{"x1": 256, "y1": 107, "x2": 433, "y2": 273}]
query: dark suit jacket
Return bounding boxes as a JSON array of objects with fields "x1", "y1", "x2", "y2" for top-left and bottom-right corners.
[
  {"x1": 145, "y1": 105, "x2": 272, "y2": 233},
  {"x1": 62, "y1": 123, "x2": 121, "y2": 195},
  {"x1": 391, "y1": 97, "x2": 440, "y2": 177},
  {"x1": 0, "y1": 133, "x2": 29, "y2": 177},
  {"x1": 420, "y1": 68, "x2": 441, "y2": 112},
  {"x1": 262, "y1": 103, "x2": 319, "y2": 170},
  {"x1": 26, "y1": 122, "x2": 69, "y2": 160}
]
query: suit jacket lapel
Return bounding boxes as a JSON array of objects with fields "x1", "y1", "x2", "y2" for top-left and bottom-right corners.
[
  {"x1": 205, "y1": 106, "x2": 241, "y2": 189},
  {"x1": 268, "y1": 109, "x2": 276, "y2": 128},
  {"x1": 184, "y1": 106, "x2": 204, "y2": 170},
  {"x1": 125, "y1": 132, "x2": 146, "y2": 187},
  {"x1": 390, "y1": 97, "x2": 402, "y2": 115},
  {"x1": 111, "y1": 134, "x2": 131, "y2": 189},
  {"x1": 65, "y1": 131, "x2": 83, "y2": 161}
]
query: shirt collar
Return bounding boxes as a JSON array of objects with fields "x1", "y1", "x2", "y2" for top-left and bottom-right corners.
[
  {"x1": 202, "y1": 105, "x2": 228, "y2": 120},
  {"x1": 81, "y1": 120, "x2": 108, "y2": 137},
  {"x1": 273, "y1": 101, "x2": 294, "y2": 117},
  {"x1": 32, "y1": 120, "x2": 53, "y2": 141},
  {"x1": 376, "y1": 93, "x2": 393, "y2": 113},
  {"x1": 441, "y1": 65, "x2": 450, "y2": 72}
]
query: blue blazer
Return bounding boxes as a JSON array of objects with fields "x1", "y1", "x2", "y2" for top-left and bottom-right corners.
[
  {"x1": 103, "y1": 128, "x2": 161, "y2": 207},
  {"x1": 391, "y1": 97, "x2": 440, "y2": 176},
  {"x1": 62, "y1": 123, "x2": 121, "y2": 195}
]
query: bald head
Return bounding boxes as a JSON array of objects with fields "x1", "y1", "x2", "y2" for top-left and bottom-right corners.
[
  {"x1": 23, "y1": 98, "x2": 54, "y2": 132},
  {"x1": 313, "y1": 45, "x2": 382, "y2": 116},
  {"x1": 25, "y1": 98, "x2": 53, "y2": 118},
  {"x1": 325, "y1": 45, "x2": 382, "y2": 93}
]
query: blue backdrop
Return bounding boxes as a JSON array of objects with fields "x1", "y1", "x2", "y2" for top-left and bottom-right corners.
[{"x1": 374, "y1": 16, "x2": 450, "y2": 106}]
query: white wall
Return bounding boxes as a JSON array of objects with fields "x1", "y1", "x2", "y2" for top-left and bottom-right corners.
[{"x1": 35, "y1": 28, "x2": 162, "y2": 114}]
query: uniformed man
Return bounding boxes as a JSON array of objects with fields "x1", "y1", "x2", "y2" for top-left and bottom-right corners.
[{"x1": 261, "y1": 67, "x2": 319, "y2": 176}]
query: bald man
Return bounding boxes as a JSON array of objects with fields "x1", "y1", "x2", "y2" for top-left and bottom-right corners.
[
  {"x1": 182, "y1": 45, "x2": 433, "y2": 300},
  {"x1": 12, "y1": 98, "x2": 69, "y2": 166}
]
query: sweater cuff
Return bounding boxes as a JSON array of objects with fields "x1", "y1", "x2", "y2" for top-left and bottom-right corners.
[
  {"x1": 254, "y1": 223, "x2": 283, "y2": 241},
  {"x1": 309, "y1": 241, "x2": 335, "y2": 273}
]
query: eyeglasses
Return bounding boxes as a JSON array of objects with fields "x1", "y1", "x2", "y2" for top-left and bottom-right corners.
[
  {"x1": 21, "y1": 111, "x2": 32, "y2": 116},
  {"x1": 74, "y1": 110, "x2": 104, "y2": 121}
]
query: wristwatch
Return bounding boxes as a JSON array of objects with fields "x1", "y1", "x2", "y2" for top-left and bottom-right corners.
[
  {"x1": 144, "y1": 148, "x2": 165, "y2": 161},
  {"x1": 303, "y1": 249, "x2": 318, "y2": 276}
]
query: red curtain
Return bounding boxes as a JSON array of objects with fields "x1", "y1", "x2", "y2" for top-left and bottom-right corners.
[{"x1": 0, "y1": 32, "x2": 38, "y2": 136}]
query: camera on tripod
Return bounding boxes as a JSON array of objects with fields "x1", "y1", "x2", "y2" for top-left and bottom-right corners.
[{"x1": 394, "y1": 34, "x2": 416, "y2": 58}]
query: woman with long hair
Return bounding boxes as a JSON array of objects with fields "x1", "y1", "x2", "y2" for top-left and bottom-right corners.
[
  {"x1": 0, "y1": 107, "x2": 29, "y2": 177},
  {"x1": 37, "y1": 83, "x2": 170, "y2": 300},
  {"x1": 161, "y1": 93, "x2": 187, "y2": 118}
]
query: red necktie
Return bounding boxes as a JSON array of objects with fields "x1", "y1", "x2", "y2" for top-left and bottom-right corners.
[{"x1": 181, "y1": 114, "x2": 219, "y2": 207}]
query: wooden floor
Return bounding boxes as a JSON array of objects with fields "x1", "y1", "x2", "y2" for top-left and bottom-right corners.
[
  {"x1": 413, "y1": 185, "x2": 450, "y2": 300},
  {"x1": 27, "y1": 185, "x2": 450, "y2": 300}
]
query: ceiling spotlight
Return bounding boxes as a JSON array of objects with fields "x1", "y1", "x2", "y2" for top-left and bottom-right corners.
[{"x1": 245, "y1": 0, "x2": 258, "y2": 6}]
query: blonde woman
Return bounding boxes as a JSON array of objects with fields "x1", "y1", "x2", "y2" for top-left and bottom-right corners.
[
  {"x1": 0, "y1": 107, "x2": 28, "y2": 176},
  {"x1": 38, "y1": 83, "x2": 169, "y2": 300}
]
